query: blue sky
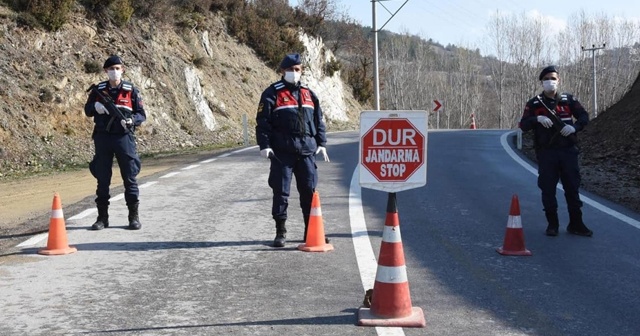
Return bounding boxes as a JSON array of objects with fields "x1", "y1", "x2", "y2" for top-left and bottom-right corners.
[{"x1": 289, "y1": 0, "x2": 640, "y2": 54}]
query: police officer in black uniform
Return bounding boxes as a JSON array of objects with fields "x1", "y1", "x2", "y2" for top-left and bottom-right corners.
[
  {"x1": 255, "y1": 53, "x2": 330, "y2": 247},
  {"x1": 520, "y1": 65, "x2": 592, "y2": 237},
  {"x1": 84, "y1": 55, "x2": 146, "y2": 230}
]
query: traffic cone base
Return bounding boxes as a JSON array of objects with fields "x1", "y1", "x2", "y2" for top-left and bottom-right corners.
[
  {"x1": 297, "y1": 242, "x2": 334, "y2": 252},
  {"x1": 496, "y1": 246, "x2": 531, "y2": 256},
  {"x1": 358, "y1": 307, "x2": 426, "y2": 328},
  {"x1": 496, "y1": 194, "x2": 531, "y2": 256},
  {"x1": 298, "y1": 191, "x2": 334, "y2": 253},
  {"x1": 38, "y1": 246, "x2": 78, "y2": 256},
  {"x1": 38, "y1": 193, "x2": 77, "y2": 256}
]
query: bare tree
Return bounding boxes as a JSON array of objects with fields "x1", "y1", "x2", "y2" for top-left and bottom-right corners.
[
  {"x1": 485, "y1": 10, "x2": 509, "y2": 128},
  {"x1": 295, "y1": 0, "x2": 338, "y2": 35}
]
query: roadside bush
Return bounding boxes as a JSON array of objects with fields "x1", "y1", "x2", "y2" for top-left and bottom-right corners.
[
  {"x1": 110, "y1": 0, "x2": 134, "y2": 27},
  {"x1": 7, "y1": 0, "x2": 74, "y2": 31},
  {"x1": 83, "y1": 60, "x2": 102, "y2": 74},
  {"x1": 81, "y1": 0, "x2": 134, "y2": 27},
  {"x1": 209, "y1": 0, "x2": 241, "y2": 12},
  {"x1": 15, "y1": 11, "x2": 42, "y2": 29},
  {"x1": 226, "y1": 1, "x2": 305, "y2": 69},
  {"x1": 324, "y1": 56, "x2": 341, "y2": 77},
  {"x1": 346, "y1": 63, "x2": 373, "y2": 105},
  {"x1": 192, "y1": 56, "x2": 209, "y2": 68}
]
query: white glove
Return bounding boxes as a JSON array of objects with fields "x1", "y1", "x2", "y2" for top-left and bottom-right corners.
[
  {"x1": 260, "y1": 148, "x2": 274, "y2": 159},
  {"x1": 537, "y1": 115, "x2": 553, "y2": 128},
  {"x1": 120, "y1": 118, "x2": 133, "y2": 128},
  {"x1": 94, "y1": 102, "x2": 109, "y2": 115},
  {"x1": 315, "y1": 146, "x2": 330, "y2": 162},
  {"x1": 560, "y1": 125, "x2": 575, "y2": 136}
]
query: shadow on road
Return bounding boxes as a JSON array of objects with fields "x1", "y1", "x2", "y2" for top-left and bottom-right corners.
[{"x1": 77, "y1": 309, "x2": 359, "y2": 334}]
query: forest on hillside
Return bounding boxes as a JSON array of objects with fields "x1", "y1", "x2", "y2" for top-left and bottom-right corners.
[
  {"x1": 354, "y1": 10, "x2": 640, "y2": 130},
  {"x1": 5, "y1": 0, "x2": 640, "y2": 129},
  {"x1": 290, "y1": 1, "x2": 640, "y2": 129}
]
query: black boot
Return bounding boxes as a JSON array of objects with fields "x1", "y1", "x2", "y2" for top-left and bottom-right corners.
[
  {"x1": 273, "y1": 219, "x2": 286, "y2": 247},
  {"x1": 127, "y1": 203, "x2": 142, "y2": 230},
  {"x1": 303, "y1": 215, "x2": 309, "y2": 242},
  {"x1": 91, "y1": 204, "x2": 109, "y2": 230},
  {"x1": 567, "y1": 209, "x2": 593, "y2": 237},
  {"x1": 544, "y1": 210, "x2": 559, "y2": 236}
]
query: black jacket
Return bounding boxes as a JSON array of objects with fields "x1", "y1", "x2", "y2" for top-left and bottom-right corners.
[{"x1": 520, "y1": 92, "x2": 589, "y2": 148}]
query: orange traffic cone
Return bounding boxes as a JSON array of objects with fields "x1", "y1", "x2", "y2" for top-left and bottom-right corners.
[
  {"x1": 470, "y1": 113, "x2": 477, "y2": 129},
  {"x1": 38, "y1": 193, "x2": 77, "y2": 256},
  {"x1": 298, "y1": 191, "x2": 334, "y2": 252},
  {"x1": 496, "y1": 194, "x2": 532, "y2": 256},
  {"x1": 358, "y1": 193, "x2": 426, "y2": 328}
]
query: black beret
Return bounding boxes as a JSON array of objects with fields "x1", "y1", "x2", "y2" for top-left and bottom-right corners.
[
  {"x1": 280, "y1": 53, "x2": 302, "y2": 69},
  {"x1": 103, "y1": 55, "x2": 124, "y2": 69},
  {"x1": 539, "y1": 65, "x2": 558, "y2": 80}
]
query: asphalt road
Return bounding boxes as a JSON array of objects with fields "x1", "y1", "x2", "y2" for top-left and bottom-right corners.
[{"x1": 1, "y1": 130, "x2": 639, "y2": 336}]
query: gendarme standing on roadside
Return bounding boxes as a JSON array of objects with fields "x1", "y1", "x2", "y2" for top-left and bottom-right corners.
[
  {"x1": 519, "y1": 65, "x2": 593, "y2": 237},
  {"x1": 84, "y1": 55, "x2": 146, "y2": 231},
  {"x1": 255, "y1": 53, "x2": 330, "y2": 247}
]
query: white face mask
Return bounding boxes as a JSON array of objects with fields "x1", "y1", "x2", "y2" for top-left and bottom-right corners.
[
  {"x1": 107, "y1": 69, "x2": 123, "y2": 82},
  {"x1": 542, "y1": 79, "x2": 558, "y2": 92},
  {"x1": 283, "y1": 71, "x2": 301, "y2": 84}
]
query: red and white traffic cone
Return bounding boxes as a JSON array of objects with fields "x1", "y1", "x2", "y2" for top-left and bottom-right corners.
[
  {"x1": 298, "y1": 191, "x2": 333, "y2": 252},
  {"x1": 39, "y1": 193, "x2": 77, "y2": 256},
  {"x1": 470, "y1": 113, "x2": 477, "y2": 129},
  {"x1": 358, "y1": 193, "x2": 426, "y2": 328},
  {"x1": 496, "y1": 194, "x2": 532, "y2": 256}
]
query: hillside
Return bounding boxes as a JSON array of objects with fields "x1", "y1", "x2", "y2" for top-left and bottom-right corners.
[
  {"x1": 0, "y1": 5, "x2": 363, "y2": 178},
  {"x1": 579, "y1": 74, "x2": 640, "y2": 212},
  {"x1": 0, "y1": 0, "x2": 638, "y2": 221}
]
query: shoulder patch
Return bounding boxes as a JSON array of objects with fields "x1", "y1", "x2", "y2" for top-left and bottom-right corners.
[
  {"x1": 97, "y1": 81, "x2": 108, "y2": 90},
  {"x1": 121, "y1": 81, "x2": 133, "y2": 91},
  {"x1": 273, "y1": 81, "x2": 285, "y2": 91}
]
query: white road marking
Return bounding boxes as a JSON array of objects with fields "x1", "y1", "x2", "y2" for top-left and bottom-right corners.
[
  {"x1": 181, "y1": 164, "x2": 200, "y2": 170},
  {"x1": 501, "y1": 131, "x2": 640, "y2": 229},
  {"x1": 68, "y1": 208, "x2": 95, "y2": 220},
  {"x1": 16, "y1": 233, "x2": 48, "y2": 247},
  {"x1": 110, "y1": 194, "x2": 124, "y2": 202},
  {"x1": 140, "y1": 181, "x2": 157, "y2": 188},
  {"x1": 232, "y1": 146, "x2": 257, "y2": 154},
  {"x1": 160, "y1": 172, "x2": 180, "y2": 178}
]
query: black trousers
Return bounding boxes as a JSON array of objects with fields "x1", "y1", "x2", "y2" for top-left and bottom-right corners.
[
  {"x1": 268, "y1": 151, "x2": 317, "y2": 221},
  {"x1": 536, "y1": 146, "x2": 583, "y2": 212},
  {"x1": 90, "y1": 132, "x2": 141, "y2": 206}
]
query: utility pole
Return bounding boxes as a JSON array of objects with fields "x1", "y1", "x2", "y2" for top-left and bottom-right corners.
[
  {"x1": 372, "y1": 0, "x2": 409, "y2": 110},
  {"x1": 581, "y1": 43, "x2": 606, "y2": 117}
]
